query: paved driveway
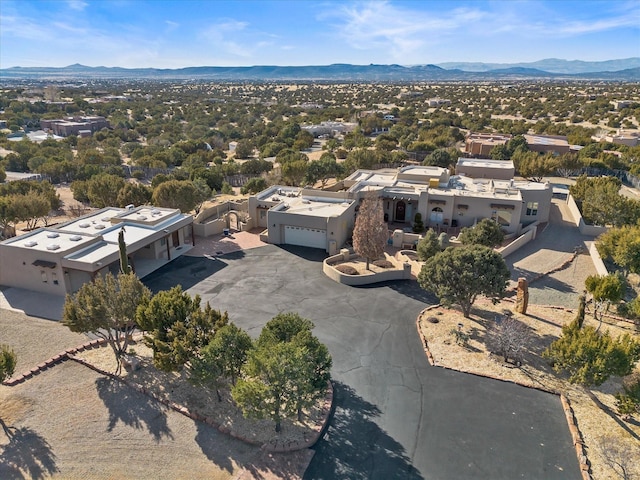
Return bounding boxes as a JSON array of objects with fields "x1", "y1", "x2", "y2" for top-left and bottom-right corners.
[{"x1": 143, "y1": 245, "x2": 580, "y2": 480}]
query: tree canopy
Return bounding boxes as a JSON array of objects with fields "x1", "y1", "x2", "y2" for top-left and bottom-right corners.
[
  {"x1": 231, "y1": 313, "x2": 331, "y2": 432},
  {"x1": 136, "y1": 286, "x2": 228, "y2": 372},
  {"x1": 543, "y1": 319, "x2": 640, "y2": 387},
  {"x1": 458, "y1": 218, "x2": 505, "y2": 248},
  {"x1": 596, "y1": 225, "x2": 640, "y2": 275},
  {"x1": 418, "y1": 245, "x2": 510, "y2": 318},
  {"x1": 63, "y1": 272, "x2": 151, "y2": 374}
]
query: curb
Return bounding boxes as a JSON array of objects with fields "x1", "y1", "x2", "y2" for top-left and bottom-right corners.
[
  {"x1": 416, "y1": 308, "x2": 592, "y2": 479},
  {"x1": 1, "y1": 337, "x2": 107, "y2": 386}
]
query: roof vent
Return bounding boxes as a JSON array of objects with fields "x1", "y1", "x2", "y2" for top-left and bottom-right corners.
[
  {"x1": 47, "y1": 232, "x2": 60, "y2": 238},
  {"x1": 70, "y1": 235, "x2": 82, "y2": 241},
  {"x1": 137, "y1": 215, "x2": 147, "y2": 221},
  {"x1": 302, "y1": 199, "x2": 310, "y2": 204},
  {"x1": 24, "y1": 240, "x2": 38, "y2": 247},
  {"x1": 79, "y1": 223, "x2": 90, "y2": 228},
  {"x1": 151, "y1": 209, "x2": 161, "y2": 215},
  {"x1": 46, "y1": 244, "x2": 60, "y2": 251},
  {"x1": 94, "y1": 224, "x2": 105, "y2": 230},
  {"x1": 101, "y1": 216, "x2": 111, "y2": 222}
]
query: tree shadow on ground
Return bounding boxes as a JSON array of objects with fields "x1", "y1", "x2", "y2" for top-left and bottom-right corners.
[
  {"x1": 194, "y1": 420, "x2": 254, "y2": 475},
  {"x1": 277, "y1": 245, "x2": 328, "y2": 263},
  {"x1": 357, "y1": 279, "x2": 437, "y2": 304},
  {"x1": 0, "y1": 420, "x2": 58, "y2": 480},
  {"x1": 142, "y1": 255, "x2": 236, "y2": 293},
  {"x1": 95, "y1": 377, "x2": 173, "y2": 442},
  {"x1": 530, "y1": 275, "x2": 576, "y2": 294},
  {"x1": 304, "y1": 382, "x2": 423, "y2": 480}
]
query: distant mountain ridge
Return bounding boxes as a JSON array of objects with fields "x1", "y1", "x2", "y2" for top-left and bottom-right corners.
[
  {"x1": 436, "y1": 58, "x2": 640, "y2": 74},
  {"x1": 1, "y1": 60, "x2": 638, "y2": 81}
]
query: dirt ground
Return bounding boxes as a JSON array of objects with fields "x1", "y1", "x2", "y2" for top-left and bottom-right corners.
[
  {"x1": 0, "y1": 310, "x2": 312, "y2": 480},
  {"x1": 418, "y1": 299, "x2": 640, "y2": 480}
]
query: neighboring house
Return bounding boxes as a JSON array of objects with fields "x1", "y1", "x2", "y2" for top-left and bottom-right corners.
[
  {"x1": 40, "y1": 116, "x2": 109, "y2": 137},
  {"x1": 0, "y1": 206, "x2": 193, "y2": 295},
  {"x1": 464, "y1": 133, "x2": 512, "y2": 157},
  {"x1": 428, "y1": 98, "x2": 451, "y2": 107},
  {"x1": 248, "y1": 163, "x2": 552, "y2": 252},
  {"x1": 302, "y1": 121, "x2": 358, "y2": 137},
  {"x1": 523, "y1": 134, "x2": 571, "y2": 155},
  {"x1": 592, "y1": 130, "x2": 639, "y2": 147}
]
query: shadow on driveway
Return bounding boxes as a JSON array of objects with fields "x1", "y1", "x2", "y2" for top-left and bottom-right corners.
[{"x1": 305, "y1": 382, "x2": 423, "y2": 480}]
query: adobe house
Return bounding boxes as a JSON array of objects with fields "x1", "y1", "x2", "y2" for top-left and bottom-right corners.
[
  {"x1": 248, "y1": 164, "x2": 552, "y2": 252},
  {"x1": 0, "y1": 206, "x2": 193, "y2": 295}
]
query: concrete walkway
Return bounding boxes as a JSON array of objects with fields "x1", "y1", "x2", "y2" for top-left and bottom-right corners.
[{"x1": 505, "y1": 198, "x2": 598, "y2": 307}]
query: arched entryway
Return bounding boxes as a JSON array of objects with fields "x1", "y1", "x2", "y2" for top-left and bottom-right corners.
[{"x1": 395, "y1": 201, "x2": 406, "y2": 222}]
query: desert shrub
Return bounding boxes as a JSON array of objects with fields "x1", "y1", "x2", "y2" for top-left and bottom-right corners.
[
  {"x1": 615, "y1": 372, "x2": 640, "y2": 416},
  {"x1": 427, "y1": 316, "x2": 440, "y2": 324},
  {"x1": 335, "y1": 264, "x2": 359, "y2": 275},
  {"x1": 373, "y1": 259, "x2": 394, "y2": 269}
]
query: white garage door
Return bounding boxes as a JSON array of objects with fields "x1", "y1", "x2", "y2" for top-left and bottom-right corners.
[{"x1": 284, "y1": 225, "x2": 326, "y2": 250}]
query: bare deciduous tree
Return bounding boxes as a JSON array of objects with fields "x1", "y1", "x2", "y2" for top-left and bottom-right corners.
[
  {"x1": 352, "y1": 193, "x2": 388, "y2": 270},
  {"x1": 596, "y1": 435, "x2": 638, "y2": 480},
  {"x1": 486, "y1": 316, "x2": 530, "y2": 365}
]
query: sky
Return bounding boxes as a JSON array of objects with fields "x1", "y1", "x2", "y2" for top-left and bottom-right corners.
[{"x1": 1, "y1": 0, "x2": 639, "y2": 69}]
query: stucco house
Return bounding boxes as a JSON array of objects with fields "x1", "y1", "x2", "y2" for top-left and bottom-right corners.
[
  {"x1": 248, "y1": 162, "x2": 552, "y2": 253},
  {"x1": 0, "y1": 206, "x2": 193, "y2": 295}
]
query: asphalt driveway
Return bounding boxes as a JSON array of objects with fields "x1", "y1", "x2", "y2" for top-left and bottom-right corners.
[{"x1": 143, "y1": 244, "x2": 580, "y2": 480}]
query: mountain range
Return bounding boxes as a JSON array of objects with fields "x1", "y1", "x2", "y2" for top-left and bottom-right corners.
[{"x1": 1, "y1": 58, "x2": 638, "y2": 81}]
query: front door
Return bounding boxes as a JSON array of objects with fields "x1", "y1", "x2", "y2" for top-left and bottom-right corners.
[
  {"x1": 172, "y1": 230, "x2": 179, "y2": 247},
  {"x1": 395, "y1": 201, "x2": 406, "y2": 222}
]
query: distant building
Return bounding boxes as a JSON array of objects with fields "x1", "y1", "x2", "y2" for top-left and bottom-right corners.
[
  {"x1": 40, "y1": 116, "x2": 109, "y2": 137},
  {"x1": 465, "y1": 133, "x2": 512, "y2": 157},
  {"x1": 302, "y1": 121, "x2": 358, "y2": 137},
  {"x1": 523, "y1": 134, "x2": 571, "y2": 155},
  {"x1": 592, "y1": 130, "x2": 639, "y2": 147},
  {"x1": 611, "y1": 100, "x2": 633, "y2": 110},
  {"x1": 456, "y1": 158, "x2": 515, "y2": 180},
  {"x1": 428, "y1": 98, "x2": 451, "y2": 107}
]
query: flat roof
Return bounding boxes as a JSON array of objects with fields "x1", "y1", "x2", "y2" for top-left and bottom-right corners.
[
  {"x1": 116, "y1": 206, "x2": 179, "y2": 225},
  {"x1": 2, "y1": 228, "x2": 98, "y2": 254},
  {"x1": 457, "y1": 158, "x2": 515, "y2": 169},
  {"x1": 276, "y1": 196, "x2": 353, "y2": 218},
  {"x1": 63, "y1": 241, "x2": 119, "y2": 266},
  {"x1": 58, "y1": 208, "x2": 124, "y2": 234},
  {"x1": 524, "y1": 134, "x2": 569, "y2": 146}
]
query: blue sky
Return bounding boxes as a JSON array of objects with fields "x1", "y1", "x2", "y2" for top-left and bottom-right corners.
[{"x1": 1, "y1": 0, "x2": 638, "y2": 68}]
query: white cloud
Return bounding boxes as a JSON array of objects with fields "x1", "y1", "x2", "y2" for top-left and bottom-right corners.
[{"x1": 66, "y1": 0, "x2": 88, "y2": 11}]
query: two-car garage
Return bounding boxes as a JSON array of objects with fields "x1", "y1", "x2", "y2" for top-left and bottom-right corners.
[{"x1": 283, "y1": 225, "x2": 327, "y2": 250}]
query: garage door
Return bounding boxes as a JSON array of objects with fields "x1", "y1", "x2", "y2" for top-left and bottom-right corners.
[{"x1": 284, "y1": 225, "x2": 326, "y2": 250}]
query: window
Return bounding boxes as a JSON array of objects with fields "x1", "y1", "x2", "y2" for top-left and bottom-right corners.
[
  {"x1": 526, "y1": 202, "x2": 539, "y2": 216},
  {"x1": 41, "y1": 271, "x2": 47, "y2": 283},
  {"x1": 160, "y1": 238, "x2": 166, "y2": 246},
  {"x1": 259, "y1": 210, "x2": 266, "y2": 219},
  {"x1": 52, "y1": 272, "x2": 58, "y2": 285}
]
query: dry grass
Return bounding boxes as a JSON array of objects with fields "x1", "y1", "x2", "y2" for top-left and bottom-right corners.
[{"x1": 419, "y1": 298, "x2": 640, "y2": 480}]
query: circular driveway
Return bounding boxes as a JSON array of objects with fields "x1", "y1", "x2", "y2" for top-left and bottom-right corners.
[{"x1": 143, "y1": 244, "x2": 580, "y2": 480}]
